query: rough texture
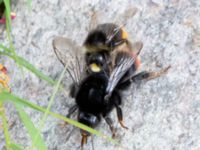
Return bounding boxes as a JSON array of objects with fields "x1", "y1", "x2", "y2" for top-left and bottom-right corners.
[{"x1": 1, "y1": 0, "x2": 200, "y2": 149}]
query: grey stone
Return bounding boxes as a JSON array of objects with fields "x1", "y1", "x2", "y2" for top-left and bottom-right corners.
[{"x1": 0, "y1": 0, "x2": 200, "y2": 150}]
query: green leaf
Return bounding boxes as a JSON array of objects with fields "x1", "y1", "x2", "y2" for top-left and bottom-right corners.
[
  {"x1": 11, "y1": 143, "x2": 24, "y2": 150},
  {"x1": 15, "y1": 104, "x2": 47, "y2": 150}
]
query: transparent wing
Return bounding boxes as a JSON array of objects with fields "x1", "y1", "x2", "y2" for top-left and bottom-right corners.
[
  {"x1": 114, "y1": 6, "x2": 138, "y2": 27},
  {"x1": 105, "y1": 41, "x2": 143, "y2": 100},
  {"x1": 131, "y1": 41, "x2": 143, "y2": 54},
  {"x1": 52, "y1": 36, "x2": 86, "y2": 85},
  {"x1": 105, "y1": 52, "x2": 135, "y2": 98},
  {"x1": 88, "y1": 10, "x2": 100, "y2": 31}
]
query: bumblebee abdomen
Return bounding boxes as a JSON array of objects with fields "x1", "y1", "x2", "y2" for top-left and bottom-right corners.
[
  {"x1": 84, "y1": 23, "x2": 129, "y2": 52},
  {"x1": 76, "y1": 73, "x2": 108, "y2": 113},
  {"x1": 84, "y1": 31, "x2": 107, "y2": 48}
]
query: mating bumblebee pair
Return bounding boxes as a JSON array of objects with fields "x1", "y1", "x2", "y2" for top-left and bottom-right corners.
[{"x1": 53, "y1": 23, "x2": 170, "y2": 147}]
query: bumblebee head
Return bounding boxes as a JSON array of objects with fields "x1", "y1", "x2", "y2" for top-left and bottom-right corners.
[
  {"x1": 78, "y1": 112, "x2": 100, "y2": 146},
  {"x1": 78, "y1": 112, "x2": 100, "y2": 144},
  {"x1": 79, "y1": 112, "x2": 100, "y2": 128},
  {"x1": 78, "y1": 112, "x2": 99, "y2": 146}
]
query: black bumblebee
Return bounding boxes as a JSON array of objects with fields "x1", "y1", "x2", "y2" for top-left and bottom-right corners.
[
  {"x1": 53, "y1": 33, "x2": 170, "y2": 147},
  {"x1": 84, "y1": 23, "x2": 129, "y2": 52},
  {"x1": 84, "y1": 23, "x2": 170, "y2": 101},
  {"x1": 53, "y1": 37, "x2": 121, "y2": 146},
  {"x1": 84, "y1": 23, "x2": 133, "y2": 71}
]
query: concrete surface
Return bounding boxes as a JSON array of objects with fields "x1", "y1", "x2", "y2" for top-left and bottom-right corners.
[{"x1": 0, "y1": 0, "x2": 200, "y2": 150}]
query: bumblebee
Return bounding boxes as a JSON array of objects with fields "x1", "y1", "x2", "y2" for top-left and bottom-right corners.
[
  {"x1": 53, "y1": 37, "x2": 116, "y2": 146},
  {"x1": 84, "y1": 23, "x2": 170, "y2": 101},
  {"x1": 84, "y1": 23, "x2": 129, "y2": 52},
  {"x1": 53, "y1": 37, "x2": 138, "y2": 146},
  {"x1": 84, "y1": 23, "x2": 143, "y2": 100},
  {"x1": 72, "y1": 68, "x2": 129, "y2": 146},
  {"x1": 84, "y1": 23, "x2": 134, "y2": 72},
  {"x1": 53, "y1": 28, "x2": 170, "y2": 147}
]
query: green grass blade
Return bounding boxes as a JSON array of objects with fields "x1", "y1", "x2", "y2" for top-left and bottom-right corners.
[
  {"x1": 15, "y1": 104, "x2": 47, "y2": 150},
  {"x1": 0, "y1": 47, "x2": 56, "y2": 85},
  {"x1": 3, "y1": 0, "x2": 11, "y2": 32},
  {"x1": 0, "y1": 44, "x2": 13, "y2": 53},
  {"x1": 0, "y1": 46, "x2": 69, "y2": 96},
  {"x1": 3, "y1": 0, "x2": 15, "y2": 54},
  {"x1": 11, "y1": 143, "x2": 24, "y2": 150},
  {"x1": 0, "y1": 92, "x2": 120, "y2": 146},
  {"x1": 0, "y1": 0, "x2": 25, "y2": 77},
  {"x1": 26, "y1": 0, "x2": 32, "y2": 10},
  {"x1": 0, "y1": 102, "x2": 11, "y2": 150},
  {"x1": 30, "y1": 65, "x2": 66, "y2": 150},
  {"x1": 10, "y1": 54, "x2": 56, "y2": 85}
]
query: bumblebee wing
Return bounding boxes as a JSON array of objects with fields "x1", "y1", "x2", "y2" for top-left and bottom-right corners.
[
  {"x1": 52, "y1": 36, "x2": 85, "y2": 84},
  {"x1": 88, "y1": 10, "x2": 100, "y2": 31},
  {"x1": 114, "y1": 6, "x2": 138, "y2": 26},
  {"x1": 105, "y1": 41, "x2": 143, "y2": 99},
  {"x1": 53, "y1": 36, "x2": 82, "y2": 66},
  {"x1": 106, "y1": 52, "x2": 135, "y2": 97},
  {"x1": 131, "y1": 41, "x2": 143, "y2": 55}
]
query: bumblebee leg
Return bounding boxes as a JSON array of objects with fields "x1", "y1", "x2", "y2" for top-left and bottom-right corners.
[
  {"x1": 144, "y1": 65, "x2": 171, "y2": 81},
  {"x1": 104, "y1": 116, "x2": 116, "y2": 138},
  {"x1": 69, "y1": 83, "x2": 78, "y2": 98},
  {"x1": 130, "y1": 71, "x2": 152, "y2": 82},
  {"x1": 115, "y1": 105, "x2": 128, "y2": 129},
  {"x1": 120, "y1": 65, "x2": 171, "y2": 85},
  {"x1": 59, "y1": 105, "x2": 78, "y2": 127},
  {"x1": 67, "y1": 105, "x2": 78, "y2": 118},
  {"x1": 81, "y1": 133, "x2": 88, "y2": 148}
]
